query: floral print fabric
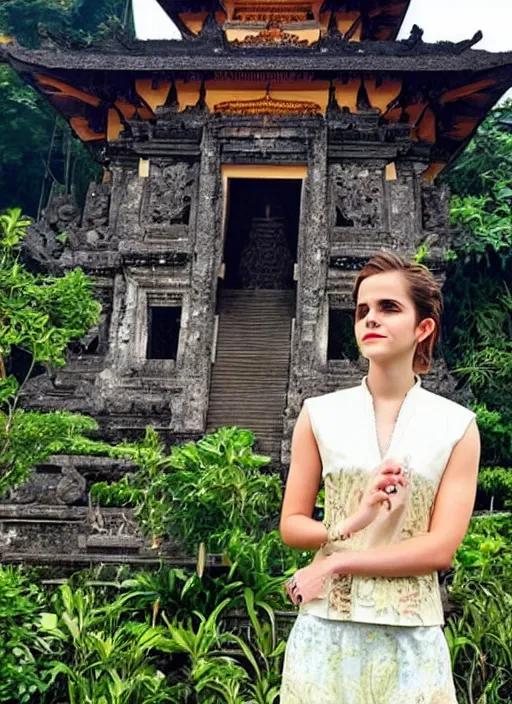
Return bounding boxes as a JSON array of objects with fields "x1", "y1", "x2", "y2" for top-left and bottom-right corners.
[
  {"x1": 280, "y1": 613, "x2": 457, "y2": 704},
  {"x1": 301, "y1": 468, "x2": 444, "y2": 626}
]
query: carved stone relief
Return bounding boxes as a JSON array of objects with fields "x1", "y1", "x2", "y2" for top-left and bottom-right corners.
[
  {"x1": 421, "y1": 182, "x2": 450, "y2": 234},
  {"x1": 6, "y1": 467, "x2": 87, "y2": 505},
  {"x1": 239, "y1": 215, "x2": 294, "y2": 289},
  {"x1": 73, "y1": 182, "x2": 116, "y2": 251},
  {"x1": 147, "y1": 161, "x2": 196, "y2": 228},
  {"x1": 24, "y1": 193, "x2": 80, "y2": 271},
  {"x1": 330, "y1": 163, "x2": 384, "y2": 229}
]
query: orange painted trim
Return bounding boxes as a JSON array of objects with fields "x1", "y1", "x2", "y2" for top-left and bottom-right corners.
[
  {"x1": 222, "y1": 165, "x2": 307, "y2": 180},
  {"x1": 440, "y1": 79, "x2": 496, "y2": 104},
  {"x1": 107, "y1": 108, "x2": 124, "y2": 142},
  {"x1": 70, "y1": 116, "x2": 105, "y2": 141},
  {"x1": 135, "y1": 78, "x2": 169, "y2": 114},
  {"x1": 423, "y1": 162, "x2": 446, "y2": 183},
  {"x1": 178, "y1": 11, "x2": 208, "y2": 35},
  {"x1": 35, "y1": 74, "x2": 101, "y2": 107}
]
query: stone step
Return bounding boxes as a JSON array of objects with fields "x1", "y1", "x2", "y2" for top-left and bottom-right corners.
[
  {"x1": 207, "y1": 289, "x2": 292, "y2": 458},
  {"x1": 1, "y1": 551, "x2": 226, "y2": 569}
]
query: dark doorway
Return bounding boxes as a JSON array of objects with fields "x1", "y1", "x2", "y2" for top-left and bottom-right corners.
[
  {"x1": 147, "y1": 306, "x2": 181, "y2": 360},
  {"x1": 223, "y1": 178, "x2": 302, "y2": 289}
]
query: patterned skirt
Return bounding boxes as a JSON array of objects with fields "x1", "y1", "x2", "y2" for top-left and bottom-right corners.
[{"x1": 280, "y1": 613, "x2": 457, "y2": 704}]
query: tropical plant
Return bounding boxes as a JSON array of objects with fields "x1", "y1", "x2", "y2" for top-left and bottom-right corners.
[
  {"x1": 477, "y1": 468, "x2": 512, "y2": 510},
  {"x1": 473, "y1": 404, "x2": 512, "y2": 467},
  {"x1": 0, "y1": 207, "x2": 108, "y2": 496},
  {"x1": 0, "y1": 565, "x2": 53, "y2": 703},
  {"x1": 446, "y1": 576, "x2": 512, "y2": 704},
  {"x1": 90, "y1": 426, "x2": 279, "y2": 553},
  {"x1": 446, "y1": 512, "x2": 512, "y2": 703},
  {"x1": 158, "y1": 599, "x2": 251, "y2": 702},
  {"x1": 40, "y1": 584, "x2": 176, "y2": 704},
  {"x1": 442, "y1": 101, "x2": 512, "y2": 415}
]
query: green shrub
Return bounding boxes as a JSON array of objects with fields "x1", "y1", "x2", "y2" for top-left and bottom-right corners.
[
  {"x1": 474, "y1": 404, "x2": 512, "y2": 467},
  {"x1": 478, "y1": 468, "x2": 512, "y2": 510},
  {"x1": 90, "y1": 426, "x2": 280, "y2": 553},
  {"x1": 448, "y1": 514, "x2": 512, "y2": 703},
  {"x1": 0, "y1": 566, "x2": 52, "y2": 703}
]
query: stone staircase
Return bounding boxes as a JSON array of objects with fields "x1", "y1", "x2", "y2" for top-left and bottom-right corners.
[{"x1": 207, "y1": 289, "x2": 294, "y2": 459}]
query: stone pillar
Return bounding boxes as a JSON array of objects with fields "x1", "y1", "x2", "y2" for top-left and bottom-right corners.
[
  {"x1": 109, "y1": 159, "x2": 145, "y2": 244},
  {"x1": 180, "y1": 126, "x2": 223, "y2": 432},
  {"x1": 295, "y1": 124, "x2": 329, "y2": 371},
  {"x1": 283, "y1": 124, "x2": 329, "y2": 461},
  {"x1": 386, "y1": 162, "x2": 422, "y2": 255}
]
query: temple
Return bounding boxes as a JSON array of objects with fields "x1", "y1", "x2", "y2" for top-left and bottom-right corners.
[{"x1": 0, "y1": 1, "x2": 511, "y2": 567}]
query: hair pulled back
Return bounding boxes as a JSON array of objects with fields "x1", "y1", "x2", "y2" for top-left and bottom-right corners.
[{"x1": 353, "y1": 252, "x2": 443, "y2": 374}]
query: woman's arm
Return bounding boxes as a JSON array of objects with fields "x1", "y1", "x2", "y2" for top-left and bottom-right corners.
[
  {"x1": 279, "y1": 405, "x2": 327, "y2": 550},
  {"x1": 280, "y1": 406, "x2": 413, "y2": 550},
  {"x1": 287, "y1": 419, "x2": 481, "y2": 604},
  {"x1": 328, "y1": 419, "x2": 480, "y2": 577}
]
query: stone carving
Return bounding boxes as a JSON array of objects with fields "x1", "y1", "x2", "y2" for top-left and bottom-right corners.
[
  {"x1": 423, "y1": 358, "x2": 474, "y2": 406},
  {"x1": 56, "y1": 467, "x2": 87, "y2": 505},
  {"x1": 421, "y1": 182, "x2": 450, "y2": 233},
  {"x1": 148, "y1": 162, "x2": 195, "y2": 225},
  {"x1": 330, "y1": 163, "x2": 383, "y2": 229},
  {"x1": 5, "y1": 466, "x2": 87, "y2": 506},
  {"x1": 8, "y1": 481, "x2": 37, "y2": 505},
  {"x1": 239, "y1": 212, "x2": 294, "y2": 289},
  {"x1": 24, "y1": 193, "x2": 80, "y2": 271},
  {"x1": 83, "y1": 184, "x2": 110, "y2": 229},
  {"x1": 72, "y1": 182, "x2": 116, "y2": 251}
]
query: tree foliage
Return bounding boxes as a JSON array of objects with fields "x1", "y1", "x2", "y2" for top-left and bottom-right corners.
[
  {"x1": 0, "y1": 0, "x2": 128, "y2": 215},
  {"x1": 0, "y1": 208, "x2": 103, "y2": 496},
  {"x1": 442, "y1": 101, "x2": 512, "y2": 414}
]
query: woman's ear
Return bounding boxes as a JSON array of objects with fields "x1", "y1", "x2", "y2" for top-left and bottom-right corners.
[{"x1": 416, "y1": 317, "x2": 436, "y2": 343}]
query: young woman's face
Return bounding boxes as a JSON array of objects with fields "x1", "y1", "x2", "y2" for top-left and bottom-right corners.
[{"x1": 354, "y1": 270, "x2": 431, "y2": 366}]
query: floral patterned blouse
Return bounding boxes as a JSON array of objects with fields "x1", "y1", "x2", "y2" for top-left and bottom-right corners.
[{"x1": 300, "y1": 375, "x2": 475, "y2": 627}]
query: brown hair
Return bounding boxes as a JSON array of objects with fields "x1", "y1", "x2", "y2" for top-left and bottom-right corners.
[{"x1": 352, "y1": 252, "x2": 443, "y2": 374}]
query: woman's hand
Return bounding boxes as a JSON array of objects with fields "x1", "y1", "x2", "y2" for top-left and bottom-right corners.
[
  {"x1": 344, "y1": 459, "x2": 408, "y2": 534},
  {"x1": 285, "y1": 558, "x2": 332, "y2": 606}
]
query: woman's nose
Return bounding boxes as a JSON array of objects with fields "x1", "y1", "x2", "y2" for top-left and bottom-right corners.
[{"x1": 365, "y1": 310, "x2": 380, "y2": 328}]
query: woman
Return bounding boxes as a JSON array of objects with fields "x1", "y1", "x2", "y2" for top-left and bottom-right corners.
[{"x1": 279, "y1": 252, "x2": 480, "y2": 703}]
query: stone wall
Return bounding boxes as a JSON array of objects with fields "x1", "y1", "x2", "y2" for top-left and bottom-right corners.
[{"x1": 23, "y1": 111, "x2": 455, "y2": 458}]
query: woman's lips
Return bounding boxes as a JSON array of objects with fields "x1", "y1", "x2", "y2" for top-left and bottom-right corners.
[{"x1": 362, "y1": 333, "x2": 386, "y2": 341}]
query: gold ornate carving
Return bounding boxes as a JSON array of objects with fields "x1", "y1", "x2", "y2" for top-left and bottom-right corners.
[
  {"x1": 223, "y1": 0, "x2": 322, "y2": 23},
  {"x1": 214, "y1": 87, "x2": 321, "y2": 116},
  {"x1": 232, "y1": 23, "x2": 308, "y2": 46}
]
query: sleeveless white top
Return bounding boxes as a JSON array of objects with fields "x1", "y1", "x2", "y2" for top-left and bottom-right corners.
[{"x1": 300, "y1": 375, "x2": 476, "y2": 627}]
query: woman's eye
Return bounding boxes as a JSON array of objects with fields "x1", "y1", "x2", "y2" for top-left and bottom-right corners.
[{"x1": 382, "y1": 302, "x2": 398, "y2": 312}]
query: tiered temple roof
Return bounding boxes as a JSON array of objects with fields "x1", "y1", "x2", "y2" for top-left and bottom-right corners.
[
  {"x1": 2, "y1": 32, "x2": 511, "y2": 178},
  {"x1": 156, "y1": 0, "x2": 412, "y2": 42}
]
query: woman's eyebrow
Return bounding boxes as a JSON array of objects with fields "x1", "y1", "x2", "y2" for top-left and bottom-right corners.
[
  {"x1": 380, "y1": 298, "x2": 402, "y2": 305},
  {"x1": 356, "y1": 298, "x2": 402, "y2": 307}
]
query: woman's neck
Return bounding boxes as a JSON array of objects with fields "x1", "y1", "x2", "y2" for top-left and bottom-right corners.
[{"x1": 366, "y1": 363, "x2": 417, "y2": 401}]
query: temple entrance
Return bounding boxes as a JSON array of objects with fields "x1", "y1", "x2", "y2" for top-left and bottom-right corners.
[
  {"x1": 207, "y1": 172, "x2": 304, "y2": 459},
  {"x1": 222, "y1": 177, "x2": 302, "y2": 290}
]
